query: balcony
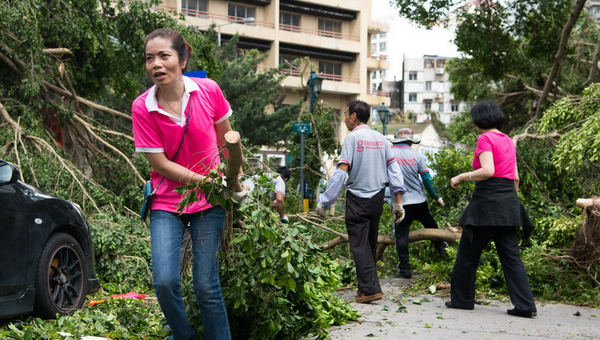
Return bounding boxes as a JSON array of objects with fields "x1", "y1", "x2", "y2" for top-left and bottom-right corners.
[
  {"x1": 280, "y1": 69, "x2": 361, "y2": 95},
  {"x1": 279, "y1": 24, "x2": 359, "y2": 41},
  {"x1": 367, "y1": 53, "x2": 389, "y2": 70}
]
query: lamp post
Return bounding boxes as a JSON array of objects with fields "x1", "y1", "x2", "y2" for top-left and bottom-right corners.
[
  {"x1": 377, "y1": 102, "x2": 391, "y2": 136},
  {"x1": 308, "y1": 70, "x2": 324, "y2": 113},
  {"x1": 217, "y1": 17, "x2": 256, "y2": 46},
  {"x1": 297, "y1": 70, "x2": 323, "y2": 212}
]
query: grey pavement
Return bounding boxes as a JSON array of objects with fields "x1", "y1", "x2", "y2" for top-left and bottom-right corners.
[{"x1": 304, "y1": 277, "x2": 600, "y2": 340}]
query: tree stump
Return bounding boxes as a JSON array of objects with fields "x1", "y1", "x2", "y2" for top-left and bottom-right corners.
[{"x1": 570, "y1": 197, "x2": 600, "y2": 263}]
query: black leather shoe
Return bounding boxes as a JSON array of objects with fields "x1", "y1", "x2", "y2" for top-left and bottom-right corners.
[
  {"x1": 445, "y1": 301, "x2": 474, "y2": 310},
  {"x1": 395, "y1": 269, "x2": 412, "y2": 279},
  {"x1": 507, "y1": 308, "x2": 537, "y2": 318}
]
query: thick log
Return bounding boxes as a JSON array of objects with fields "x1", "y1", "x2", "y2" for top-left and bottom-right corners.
[
  {"x1": 320, "y1": 228, "x2": 462, "y2": 251},
  {"x1": 223, "y1": 131, "x2": 244, "y2": 193}
]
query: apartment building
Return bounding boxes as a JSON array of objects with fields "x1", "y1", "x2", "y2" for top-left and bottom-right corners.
[
  {"x1": 403, "y1": 55, "x2": 470, "y2": 125},
  {"x1": 157, "y1": 0, "x2": 390, "y2": 142},
  {"x1": 586, "y1": 0, "x2": 600, "y2": 25}
]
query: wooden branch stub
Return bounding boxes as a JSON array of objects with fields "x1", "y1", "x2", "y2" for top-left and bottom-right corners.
[
  {"x1": 576, "y1": 197, "x2": 600, "y2": 208},
  {"x1": 223, "y1": 131, "x2": 244, "y2": 192}
]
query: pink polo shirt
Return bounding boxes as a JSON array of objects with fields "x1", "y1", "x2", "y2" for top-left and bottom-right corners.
[
  {"x1": 132, "y1": 76, "x2": 232, "y2": 213},
  {"x1": 473, "y1": 130, "x2": 516, "y2": 180}
]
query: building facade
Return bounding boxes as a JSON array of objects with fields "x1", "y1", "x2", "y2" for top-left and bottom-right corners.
[
  {"x1": 156, "y1": 0, "x2": 390, "y2": 143},
  {"x1": 402, "y1": 55, "x2": 471, "y2": 125}
]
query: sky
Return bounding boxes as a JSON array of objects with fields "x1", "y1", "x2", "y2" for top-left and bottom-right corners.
[{"x1": 371, "y1": 0, "x2": 460, "y2": 80}]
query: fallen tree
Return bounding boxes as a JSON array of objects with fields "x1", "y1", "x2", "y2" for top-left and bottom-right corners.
[{"x1": 296, "y1": 213, "x2": 462, "y2": 261}]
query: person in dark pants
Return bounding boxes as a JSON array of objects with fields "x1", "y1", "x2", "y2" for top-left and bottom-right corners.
[
  {"x1": 446, "y1": 100, "x2": 537, "y2": 318},
  {"x1": 316, "y1": 100, "x2": 407, "y2": 304},
  {"x1": 390, "y1": 128, "x2": 447, "y2": 279}
]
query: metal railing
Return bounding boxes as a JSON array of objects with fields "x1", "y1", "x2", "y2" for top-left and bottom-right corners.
[
  {"x1": 367, "y1": 52, "x2": 388, "y2": 60},
  {"x1": 163, "y1": 6, "x2": 275, "y2": 29},
  {"x1": 371, "y1": 90, "x2": 390, "y2": 97},
  {"x1": 280, "y1": 69, "x2": 360, "y2": 83},
  {"x1": 279, "y1": 23, "x2": 360, "y2": 41}
]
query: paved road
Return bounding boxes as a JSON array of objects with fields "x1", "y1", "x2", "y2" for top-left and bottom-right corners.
[{"x1": 304, "y1": 277, "x2": 600, "y2": 340}]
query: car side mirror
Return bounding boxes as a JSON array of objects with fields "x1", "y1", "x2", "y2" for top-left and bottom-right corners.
[{"x1": 0, "y1": 160, "x2": 20, "y2": 185}]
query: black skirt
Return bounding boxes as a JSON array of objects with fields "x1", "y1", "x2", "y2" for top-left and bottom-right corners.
[{"x1": 459, "y1": 177, "x2": 534, "y2": 240}]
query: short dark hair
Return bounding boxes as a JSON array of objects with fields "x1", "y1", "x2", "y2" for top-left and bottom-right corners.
[
  {"x1": 276, "y1": 166, "x2": 291, "y2": 180},
  {"x1": 347, "y1": 100, "x2": 370, "y2": 124},
  {"x1": 470, "y1": 100, "x2": 505, "y2": 130}
]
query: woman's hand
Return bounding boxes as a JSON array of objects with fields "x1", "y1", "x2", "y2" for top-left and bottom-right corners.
[{"x1": 450, "y1": 174, "x2": 463, "y2": 188}]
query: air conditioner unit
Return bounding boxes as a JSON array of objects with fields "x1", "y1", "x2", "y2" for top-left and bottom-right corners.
[
  {"x1": 435, "y1": 93, "x2": 443, "y2": 99},
  {"x1": 435, "y1": 68, "x2": 444, "y2": 75}
]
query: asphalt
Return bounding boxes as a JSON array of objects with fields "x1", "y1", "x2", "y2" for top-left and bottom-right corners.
[{"x1": 303, "y1": 277, "x2": 600, "y2": 340}]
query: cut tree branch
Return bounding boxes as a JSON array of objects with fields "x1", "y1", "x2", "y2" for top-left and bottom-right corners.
[{"x1": 42, "y1": 81, "x2": 132, "y2": 120}]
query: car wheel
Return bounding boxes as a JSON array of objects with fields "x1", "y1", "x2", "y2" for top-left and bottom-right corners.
[{"x1": 33, "y1": 233, "x2": 89, "y2": 318}]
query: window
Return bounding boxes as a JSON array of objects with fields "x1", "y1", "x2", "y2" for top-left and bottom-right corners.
[
  {"x1": 318, "y1": 19, "x2": 341, "y2": 38},
  {"x1": 409, "y1": 93, "x2": 417, "y2": 102},
  {"x1": 438, "y1": 103, "x2": 444, "y2": 112},
  {"x1": 425, "y1": 81, "x2": 432, "y2": 91},
  {"x1": 280, "y1": 12, "x2": 300, "y2": 30},
  {"x1": 451, "y1": 102, "x2": 459, "y2": 112},
  {"x1": 228, "y1": 4, "x2": 255, "y2": 21},
  {"x1": 371, "y1": 71, "x2": 377, "y2": 79},
  {"x1": 371, "y1": 43, "x2": 377, "y2": 53},
  {"x1": 424, "y1": 100, "x2": 432, "y2": 110},
  {"x1": 279, "y1": 55, "x2": 299, "y2": 74},
  {"x1": 379, "y1": 33, "x2": 387, "y2": 39},
  {"x1": 182, "y1": 0, "x2": 208, "y2": 17},
  {"x1": 319, "y1": 61, "x2": 342, "y2": 80},
  {"x1": 437, "y1": 81, "x2": 445, "y2": 92},
  {"x1": 409, "y1": 72, "x2": 417, "y2": 81},
  {"x1": 379, "y1": 42, "x2": 386, "y2": 52}
]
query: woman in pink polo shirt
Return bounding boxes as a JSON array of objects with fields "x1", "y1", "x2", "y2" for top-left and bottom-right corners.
[
  {"x1": 446, "y1": 100, "x2": 537, "y2": 318},
  {"x1": 132, "y1": 28, "x2": 232, "y2": 340}
]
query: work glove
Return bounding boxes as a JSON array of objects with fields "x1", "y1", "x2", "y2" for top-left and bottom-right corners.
[
  {"x1": 281, "y1": 215, "x2": 289, "y2": 223},
  {"x1": 316, "y1": 202, "x2": 327, "y2": 218},
  {"x1": 437, "y1": 197, "x2": 445, "y2": 207},
  {"x1": 392, "y1": 204, "x2": 405, "y2": 224},
  {"x1": 229, "y1": 187, "x2": 249, "y2": 203}
]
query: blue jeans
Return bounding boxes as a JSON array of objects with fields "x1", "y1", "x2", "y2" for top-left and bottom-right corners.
[{"x1": 150, "y1": 207, "x2": 231, "y2": 340}]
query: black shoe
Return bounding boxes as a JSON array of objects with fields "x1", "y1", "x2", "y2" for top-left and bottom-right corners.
[
  {"x1": 507, "y1": 308, "x2": 537, "y2": 318},
  {"x1": 395, "y1": 269, "x2": 412, "y2": 279},
  {"x1": 445, "y1": 301, "x2": 474, "y2": 310}
]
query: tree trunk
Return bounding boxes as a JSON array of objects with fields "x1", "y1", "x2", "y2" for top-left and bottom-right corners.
[
  {"x1": 535, "y1": 0, "x2": 586, "y2": 119},
  {"x1": 570, "y1": 197, "x2": 600, "y2": 263},
  {"x1": 320, "y1": 227, "x2": 462, "y2": 251}
]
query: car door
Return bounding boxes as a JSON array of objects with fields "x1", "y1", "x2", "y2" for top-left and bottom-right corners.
[{"x1": 0, "y1": 182, "x2": 29, "y2": 296}]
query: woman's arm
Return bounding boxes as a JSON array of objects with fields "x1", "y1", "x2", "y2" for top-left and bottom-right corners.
[
  {"x1": 450, "y1": 151, "x2": 495, "y2": 188},
  {"x1": 145, "y1": 152, "x2": 208, "y2": 184},
  {"x1": 215, "y1": 118, "x2": 233, "y2": 161}
]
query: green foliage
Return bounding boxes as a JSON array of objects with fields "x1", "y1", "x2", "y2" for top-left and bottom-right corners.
[
  {"x1": 0, "y1": 290, "x2": 166, "y2": 339},
  {"x1": 428, "y1": 147, "x2": 474, "y2": 224},
  {"x1": 177, "y1": 172, "x2": 359, "y2": 339},
  {"x1": 538, "y1": 83, "x2": 600, "y2": 187},
  {"x1": 88, "y1": 211, "x2": 153, "y2": 290}
]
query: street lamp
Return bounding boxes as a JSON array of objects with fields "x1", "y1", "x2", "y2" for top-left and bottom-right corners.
[
  {"x1": 377, "y1": 102, "x2": 391, "y2": 136},
  {"x1": 217, "y1": 17, "x2": 256, "y2": 46},
  {"x1": 307, "y1": 70, "x2": 323, "y2": 113},
  {"x1": 297, "y1": 70, "x2": 324, "y2": 212}
]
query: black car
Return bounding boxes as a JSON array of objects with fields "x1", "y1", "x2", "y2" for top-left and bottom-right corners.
[{"x1": 0, "y1": 160, "x2": 101, "y2": 319}]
